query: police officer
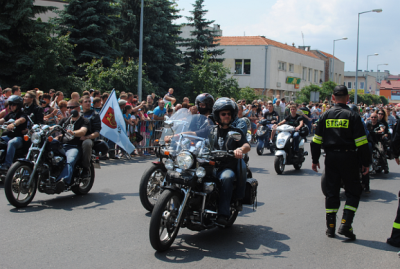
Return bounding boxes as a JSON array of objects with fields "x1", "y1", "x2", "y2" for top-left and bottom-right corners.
[{"x1": 311, "y1": 85, "x2": 371, "y2": 240}]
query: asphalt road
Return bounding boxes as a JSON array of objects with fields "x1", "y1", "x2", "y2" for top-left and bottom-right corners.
[{"x1": 1, "y1": 141, "x2": 400, "y2": 268}]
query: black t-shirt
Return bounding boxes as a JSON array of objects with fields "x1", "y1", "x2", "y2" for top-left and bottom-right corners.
[
  {"x1": 284, "y1": 114, "x2": 303, "y2": 127},
  {"x1": 263, "y1": 110, "x2": 278, "y2": 122},
  {"x1": 58, "y1": 116, "x2": 89, "y2": 146},
  {"x1": 4, "y1": 111, "x2": 28, "y2": 138},
  {"x1": 379, "y1": 120, "x2": 389, "y2": 135},
  {"x1": 214, "y1": 126, "x2": 248, "y2": 171},
  {"x1": 299, "y1": 107, "x2": 311, "y2": 123}
]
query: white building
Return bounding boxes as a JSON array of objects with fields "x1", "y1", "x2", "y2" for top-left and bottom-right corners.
[
  {"x1": 344, "y1": 73, "x2": 377, "y2": 95},
  {"x1": 216, "y1": 36, "x2": 325, "y2": 101}
]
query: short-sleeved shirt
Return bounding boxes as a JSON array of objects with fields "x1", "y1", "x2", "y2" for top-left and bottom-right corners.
[
  {"x1": 263, "y1": 110, "x2": 278, "y2": 121},
  {"x1": 58, "y1": 116, "x2": 89, "y2": 146},
  {"x1": 153, "y1": 106, "x2": 166, "y2": 118},
  {"x1": 284, "y1": 114, "x2": 303, "y2": 127}
]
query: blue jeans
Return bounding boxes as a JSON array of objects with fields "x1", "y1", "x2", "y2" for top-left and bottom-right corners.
[
  {"x1": 57, "y1": 144, "x2": 81, "y2": 185},
  {"x1": 217, "y1": 159, "x2": 247, "y2": 217},
  {"x1": 1, "y1": 136, "x2": 23, "y2": 166},
  {"x1": 292, "y1": 131, "x2": 300, "y2": 152}
]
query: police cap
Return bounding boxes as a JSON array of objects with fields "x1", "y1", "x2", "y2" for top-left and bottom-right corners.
[{"x1": 333, "y1": 85, "x2": 349, "y2": 96}]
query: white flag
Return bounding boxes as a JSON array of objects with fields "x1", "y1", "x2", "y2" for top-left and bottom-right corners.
[{"x1": 99, "y1": 90, "x2": 135, "y2": 154}]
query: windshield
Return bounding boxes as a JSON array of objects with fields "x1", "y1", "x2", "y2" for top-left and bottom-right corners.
[{"x1": 159, "y1": 108, "x2": 215, "y2": 156}]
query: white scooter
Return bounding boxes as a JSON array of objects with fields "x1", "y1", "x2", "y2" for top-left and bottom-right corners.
[{"x1": 274, "y1": 124, "x2": 308, "y2": 174}]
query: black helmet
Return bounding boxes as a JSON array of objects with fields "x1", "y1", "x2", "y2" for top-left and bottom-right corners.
[
  {"x1": 8, "y1": 95, "x2": 23, "y2": 110},
  {"x1": 212, "y1": 97, "x2": 238, "y2": 125},
  {"x1": 348, "y1": 104, "x2": 359, "y2": 114},
  {"x1": 195, "y1": 93, "x2": 214, "y2": 115}
]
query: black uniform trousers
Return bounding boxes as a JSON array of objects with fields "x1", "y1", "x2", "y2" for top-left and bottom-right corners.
[
  {"x1": 388, "y1": 191, "x2": 400, "y2": 243},
  {"x1": 323, "y1": 150, "x2": 362, "y2": 213}
]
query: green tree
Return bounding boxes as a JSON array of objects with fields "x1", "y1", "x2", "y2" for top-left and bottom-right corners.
[
  {"x1": 180, "y1": 0, "x2": 224, "y2": 67},
  {"x1": 0, "y1": 0, "x2": 55, "y2": 86},
  {"x1": 185, "y1": 51, "x2": 239, "y2": 100},
  {"x1": 320, "y1": 81, "x2": 337, "y2": 100},
  {"x1": 238, "y1": 87, "x2": 264, "y2": 103},
  {"x1": 296, "y1": 84, "x2": 321, "y2": 103},
  {"x1": 56, "y1": 0, "x2": 122, "y2": 75}
]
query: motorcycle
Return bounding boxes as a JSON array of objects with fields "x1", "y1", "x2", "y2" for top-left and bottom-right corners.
[
  {"x1": 256, "y1": 119, "x2": 276, "y2": 155},
  {"x1": 148, "y1": 112, "x2": 258, "y2": 252},
  {"x1": 4, "y1": 112, "x2": 108, "y2": 208},
  {"x1": 274, "y1": 124, "x2": 308, "y2": 174}
]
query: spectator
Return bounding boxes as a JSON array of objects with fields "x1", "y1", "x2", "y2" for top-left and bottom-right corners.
[
  {"x1": 92, "y1": 97, "x2": 102, "y2": 113},
  {"x1": 190, "y1": 105, "x2": 198, "y2": 115},
  {"x1": 49, "y1": 89, "x2": 55, "y2": 101},
  {"x1": 174, "y1": 103, "x2": 182, "y2": 113},
  {"x1": 71, "y1": 92, "x2": 80, "y2": 102},
  {"x1": 280, "y1": 97, "x2": 286, "y2": 116},
  {"x1": 183, "y1": 97, "x2": 189, "y2": 104},
  {"x1": 274, "y1": 99, "x2": 282, "y2": 121},
  {"x1": 182, "y1": 102, "x2": 189, "y2": 109},
  {"x1": 273, "y1": 94, "x2": 280, "y2": 104},
  {"x1": 127, "y1": 92, "x2": 134, "y2": 106},
  {"x1": 42, "y1": 94, "x2": 58, "y2": 126},
  {"x1": 11, "y1": 85, "x2": 21, "y2": 96},
  {"x1": 146, "y1": 95, "x2": 154, "y2": 110},
  {"x1": 51, "y1": 91, "x2": 64, "y2": 109},
  {"x1": 120, "y1": 93, "x2": 128, "y2": 101},
  {"x1": 151, "y1": 92, "x2": 158, "y2": 108},
  {"x1": 247, "y1": 104, "x2": 259, "y2": 135},
  {"x1": 36, "y1": 90, "x2": 43, "y2": 102},
  {"x1": 165, "y1": 108, "x2": 173, "y2": 119},
  {"x1": 101, "y1": 93, "x2": 109, "y2": 106},
  {"x1": 82, "y1": 90, "x2": 90, "y2": 97},
  {"x1": 0, "y1": 100, "x2": 10, "y2": 119},
  {"x1": 118, "y1": 99, "x2": 127, "y2": 112},
  {"x1": 0, "y1": 86, "x2": 5, "y2": 111},
  {"x1": 3, "y1": 88, "x2": 11, "y2": 100},
  {"x1": 153, "y1": 100, "x2": 166, "y2": 120},
  {"x1": 163, "y1": 88, "x2": 176, "y2": 107},
  {"x1": 57, "y1": 100, "x2": 69, "y2": 121}
]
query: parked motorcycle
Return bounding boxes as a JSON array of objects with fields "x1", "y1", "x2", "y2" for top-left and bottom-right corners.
[
  {"x1": 148, "y1": 113, "x2": 258, "y2": 252},
  {"x1": 256, "y1": 119, "x2": 276, "y2": 155},
  {"x1": 4, "y1": 113, "x2": 108, "y2": 208},
  {"x1": 274, "y1": 124, "x2": 308, "y2": 174}
]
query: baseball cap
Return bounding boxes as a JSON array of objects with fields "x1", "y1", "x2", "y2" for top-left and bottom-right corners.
[
  {"x1": 333, "y1": 85, "x2": 348, "y2": 96},
  {"x1": 118, "y1": 100, "x2": 127, "y2": 106}
]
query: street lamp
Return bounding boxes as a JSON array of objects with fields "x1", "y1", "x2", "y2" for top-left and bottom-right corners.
[
  {"x1": 377, "y1": 63, "x2": 388, "y2": 84},
  {"x1": 354, "y1": 8, "x2": 382, "y2": 104},
  {"x1": 365, "y1": 53, "x2": 378, "y2": 93},
  {"x1": 332, "y1": 37, "x2": 347, "y2": 82},
  {"x1": 137, "y1": 0, "x2": 144, "y2": 101}
]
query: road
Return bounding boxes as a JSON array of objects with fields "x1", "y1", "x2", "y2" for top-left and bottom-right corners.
[{"x1": 1, "y1": 141, "x2": 400, "y2": 268}]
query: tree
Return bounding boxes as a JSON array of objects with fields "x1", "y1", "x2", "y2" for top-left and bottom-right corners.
[
  {"x1": 296, "y1": 84, "x2": 322, "y2": 103},
  {"x1": 0, "y1": 0, "x2": 55, "y2": 86},
  {"x1": 238, "y1": 87, "x2": 264, "y2": 103},
  {"x1": 180, "y1": 0, "x2": 224, "y2": 67},
  {"x1": 56, "y1": 0, "x2": 123, "y2": 75}
]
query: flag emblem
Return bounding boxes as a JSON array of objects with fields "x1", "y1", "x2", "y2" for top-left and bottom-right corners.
[{"x1": 102, "y1": 107, "x2": 117, "y2": 129}]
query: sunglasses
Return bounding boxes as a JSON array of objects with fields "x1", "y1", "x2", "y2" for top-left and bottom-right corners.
[
  {"x1": 220, "y1": 112, "x2": 231, "y2": 117},
  {"x1": 371, "y1": 117, "x2": 377, "y2": 118},
  {"x1": 67, "y1": 106, "x2": 78, "y2": 109},
  {"x1": 378, "y1": 113, "x2": 384, "y2": 115}
]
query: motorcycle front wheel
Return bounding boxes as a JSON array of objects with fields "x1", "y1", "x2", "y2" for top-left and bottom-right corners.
[
  {"x1": 72, "y1": 163, "x2": 95, "y2": 195},
  {"x1": 149, "y1": 189, "x2": 182, "y2": 252},
  {"x1": 4, "y1": 161, "x2": 36, "y2": 208},
  {"x1": 274, "y1": 156, "x2": 285, "y2": 175},
  {"x1": 139, "y1": 163, "x2": 166, "y2": 212},
  {"x1": 256, "y1": 141, "x2": 264, "y2": 155}
]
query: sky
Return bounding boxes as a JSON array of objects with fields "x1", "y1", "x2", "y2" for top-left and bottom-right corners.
[{"x1": 175, "y1": 0, "x2": 400, "y2": 75}]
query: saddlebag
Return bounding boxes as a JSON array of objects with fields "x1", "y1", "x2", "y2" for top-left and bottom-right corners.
[{"x1": 242, "y1": 178, "x2": 258, "y2": 205}]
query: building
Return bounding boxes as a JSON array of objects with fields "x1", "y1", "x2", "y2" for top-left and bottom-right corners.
[
  {"x1": 387, "y1": 75, "x2": 400, "y2": 81},
  {"x1": 309, "y1": 49, "x2": 345, "y2": 84},
  {"x1": 215, "y1": 36, "x2": 325, "y2": 101},
  {"x1": 345, "y1": 70, "x2": 390, "y2": 84},
  {"x1": 344, "y1": 73, "x2": 377, "y2": 95},
  {"x1": 34, "y1": 0, "x2": 67, "y2": 22},
  {"x1": 379, "y1": 80, "x2": 400, "y2": 103}
]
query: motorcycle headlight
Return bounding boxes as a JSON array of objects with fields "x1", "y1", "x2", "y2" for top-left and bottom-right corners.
[
  {"x1": 165, "y1": 159, "x2": 174, "y2": 170},
  {"x1": 277, "y1": 138, "x2": 285, "y2": 148},
  {"x1": 257, "y1": 129, "x2": 266, "y2": 136},
  {"x1": 203, "y1": 182, "x2": 215, "y2": 193},
  {"x1": 176, "y1": 151, "x2": 194, "y2": 170},
  {"x1": 31, "y1": 132, "x2": 41, "y2": 144},
  {"x1": 196, "y1": 167, "x2": 206, "y2": 178}
]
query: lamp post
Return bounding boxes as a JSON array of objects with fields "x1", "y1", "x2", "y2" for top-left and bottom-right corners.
[
  {"x1": 137, "y1": 0, "x2": 144, "y2": 101},
  {"x1": 377, "y1": 63, "x2": 388, "y2": 83},
  {"x1": 354, "y1": 8, "x2": 382, "y2": 104},
  {"x1": 365, "y1": 53, "x2": 378, "y2": 93},
  {"x1": 332, "y1": 37, "x2": 347, "y2": 82}
]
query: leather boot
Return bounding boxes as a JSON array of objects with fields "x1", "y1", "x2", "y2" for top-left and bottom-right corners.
[
  {"x1": 338, "y1": 210, "x2": 356, "y2": 240},
  {"x1": 326, "y1": 213, "x2": 336, "y2": 238}
]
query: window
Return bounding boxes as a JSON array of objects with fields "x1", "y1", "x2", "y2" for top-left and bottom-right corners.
[
  {"x1": 314, "y1": 70, "x2": 318, "y2": 83},
  {"x1": 353, "y1": 82, "x2": 356, "y2": 89},
  {"x1": 320, "y1": 71, "x2": 323, "y2": 83},
  {"x1": 360, "y1": 82, "x2": 365, "y2": 89},
  {"x1": 308, "y1": 68, "x2": 312, "y2": 81},
  {"x1": 235, "y1": 59, "x2": 251, "y2": 75},
  {"x1": 278, "y1": 61, "x2": 286, "y2": 71},
  {"x1": 289, "y1": 64, "x2": 294, "y2": 72},
  {"x1": 347, "y1": 82, "x2": 352, "y2": 89},
  {"x1": 302, "y1": 67, "x2": 307, "y2": 80}
]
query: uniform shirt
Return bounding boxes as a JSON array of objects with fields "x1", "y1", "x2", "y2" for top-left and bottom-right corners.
[
  {"x1": 311, "y1": 103, "x2": 370, "y2": 166},
  {"x1": 284, "y1": 114, "x2": 303, "y2": 127}
]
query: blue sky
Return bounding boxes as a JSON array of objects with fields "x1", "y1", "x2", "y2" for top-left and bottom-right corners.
[{"x1": 175, "y1": 0, "x2": 400, "y2": 75}]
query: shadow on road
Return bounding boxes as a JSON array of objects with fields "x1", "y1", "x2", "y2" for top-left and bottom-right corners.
[
  {"x1": 351, "y1": 238, "x2": 399, "y2": 252},
  {"x1": 8, "y1": 192, "x2": 138, "y2": 212},
  {"x1": 339, "y1": 189, "x2": 398, "y2": 204},
  {"x1": 371, "y1": 171, "x2": 400, "y2": 180},
  {"x1": 249, "y1": 167, "x2": 269, "y2": 175},
  {"x1": 279, "y1": 168, "x2": 317, "y2": 177},
  {"x1": 154, "y1": 224, "x2": 290, "y2": 263}
]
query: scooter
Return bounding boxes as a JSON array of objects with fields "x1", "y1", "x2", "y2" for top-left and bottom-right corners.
[
  {"x1": 256, "y1": 119, "x2": 276, "y2": 155},
  {"x1": 274, "y1": 124, "x2": 308, "y2": 174}
]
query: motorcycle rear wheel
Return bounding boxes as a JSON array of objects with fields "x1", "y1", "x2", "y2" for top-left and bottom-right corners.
[
  {"x1": 256, "y1": 142, "x2": 264, "y2": 155},
  {"x1": 139, "y1": 163, "x2": 166, "y2": 212},
  {"x1": 4, "y1": 161, "x2": 36, "y2": 208},
  {"x1": 72, "y1": 164, "x2": 95, "y2": 195},
  {"x1": 149, "y1": 189, "x2": 182, "y2": 252},
  {"x1": 274, "y1": 156, "x2": 285, "y2": 175}
]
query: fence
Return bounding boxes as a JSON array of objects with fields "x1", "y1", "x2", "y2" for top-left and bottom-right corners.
[{"x1": 126, "y1": 120, "x2": 164, "y2": 150}]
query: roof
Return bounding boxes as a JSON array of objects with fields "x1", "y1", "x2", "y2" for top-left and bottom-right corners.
[
  {"x1": 380, "y1": 80, "x2": 400, "y2": 90},
  {"x1": 388, "y1": 75, "x2": 400, "y2": 80},
  {"x1": 316, "y1": 50, "x2": 340, "y2": 61},
  {"x1": 216, "y1": 36, "x2": 319, "y2": 59}
]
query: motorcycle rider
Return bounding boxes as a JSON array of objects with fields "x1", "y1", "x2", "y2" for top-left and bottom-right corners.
[
  {"x1": 195, "y1": 93, "x2": 214, "y2": 117},
  {"x1": 55, "y1": 100, "x2": 89, "y2": 193},
  {"x1": 0, "y1": 95, "x2": 28, "y2": 171},
  {"x1": 366, "y1": 112, "x2": 389, "y2": 174},
  {"x1": 211, "y1": 98, "x2": 250, "y2": 225},
  {"x1": 261, "y1": 101, "x2": 279, "y2": 144},
  {"x1": 80, "y1": 96, "x2": 101, "y2": 179},
  {"x1": 22, "y1": 90, "x2": 44, "y2": 127},
  {"x1": 273, "y1": 104, "x2": 304, "y2": 157}
]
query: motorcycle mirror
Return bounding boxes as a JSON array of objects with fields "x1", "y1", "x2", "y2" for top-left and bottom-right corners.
[
  {"x1": 164, "y1": 120, "x2": 174, "y2": 128},
  {"x1": 228, "y1": 131, "x2": 242, "y2": 142}
]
